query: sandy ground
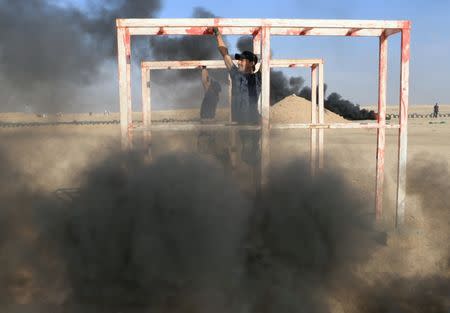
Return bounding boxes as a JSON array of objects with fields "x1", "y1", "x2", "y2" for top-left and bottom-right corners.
[
  {"x1": 364, "y1": 104, "x2": 450, "y2": 116},
  {"x1": 3, "y1": 103, "x2": 448, "y2": 124},
  {"x1": 0, "y1": 104, "x2": 449, "y2": 311}
]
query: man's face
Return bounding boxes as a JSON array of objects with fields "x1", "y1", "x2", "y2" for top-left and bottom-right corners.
[{"x1": 238, "y1": 58, "x2": 254, "y2": 73}]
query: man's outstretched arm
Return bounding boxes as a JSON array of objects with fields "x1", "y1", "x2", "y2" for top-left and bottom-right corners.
[{"x1": 212, "y1": 27, "x2": 234, "y2": 71}]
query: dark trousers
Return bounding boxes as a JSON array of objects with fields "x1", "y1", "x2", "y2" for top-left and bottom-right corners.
[{"x1": 239, "y1": 130, "x2": 260, "y2": 166}]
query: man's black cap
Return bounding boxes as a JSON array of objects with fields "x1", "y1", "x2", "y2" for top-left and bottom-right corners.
[{"x1": 235, "y1": 51, "x2": 258, "y2": 64}]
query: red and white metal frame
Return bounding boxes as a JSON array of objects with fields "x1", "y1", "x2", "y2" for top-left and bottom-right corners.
[
  {"x1": 311, "y1": 64, "x2": 318, "y2": 176},
  {"x1": 116, "y1": 18, "x2": 411, "y2": 225},
  {"x1": 318, "y1": 63, "x2": 325, "y2": 170},
  {"x1": 397, "y1": 28, "x2": 410, "y2": 226},
  {"x1": 376, "y1": 32, "x2": 388, "y2": 220},
  {"x1": 140, "y1": 58, "x2": 324, "y2": 176}
]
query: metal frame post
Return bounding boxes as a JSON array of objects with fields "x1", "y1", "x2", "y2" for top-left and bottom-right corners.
[
  {"x1": 141, "y1": 68, "x2": 152, "y2": 158},
  {"x1": 310, "y1": 65, "x2": 318, "y2": 175},
  {"x1": 396, "y1": 26, "x2": 410, "y2": 226},
  {"x1": 260, "y1": 26, "x2": 271, "y2": 186},
  {"x1": 117, "y1": 27, "x2": 131, "y2": 149},
  {"x1": 318, "y1": 63, "x2": 325, "y2": 169},
  {"x1": 376, "y1": 32, "x2": 388, "y2": 219},
  {"x1": 253, "y1": 30, "x2": 262, "y2": 115},
  {"x1": 253, "y1": 29, "x2": 262, "y2": 190},
  {"x1": 141, "y1": 68, "x2": 151, "y2": 128},
  {"x1": 253, "y1": 30, "x2": 262, "y2": 55},
  {"x1": 228, "y1": 74, "x2": 232, "y2": 123}
]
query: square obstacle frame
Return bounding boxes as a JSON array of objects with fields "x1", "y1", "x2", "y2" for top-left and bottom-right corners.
[
  {"x1": 116, "y1": 18, "x2": 411, "y2": 226},
  {"x1": 139, "y1": 58, "x2": 325, "y2": 175}
]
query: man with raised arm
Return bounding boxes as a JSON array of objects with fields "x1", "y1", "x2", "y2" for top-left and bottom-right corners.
[
  {"x1": 212, "y1": 27, "x2": 261, "y2": 124},
  {"x1": 200, "y1": 66, "x2": 222, "y2": 120},
  {"x1": 210, "y1": 27, "x2": 262, "y2": 174}
]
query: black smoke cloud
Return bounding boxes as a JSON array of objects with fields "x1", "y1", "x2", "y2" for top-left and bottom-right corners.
[
  {"x1": 1, "y1": 143, "x2": 449, "y2": 312},
  {"x1": 245, "y1": 159, "x2": 384, "y2": 313},
  {"x1": 300, "y1": 88, "x2": 377, "y2": 120},
  {"x1": 55, "y1": 153, "x2": 385, "y2": 312},
  {"x1": 149, "y1": 7, "x2": 229, "y2": 86},
  {"x1": 326, "y1": 92, "x2": 376, "y2": 120},
  {"x1": 359, "y1": 276, "x2": 450, "y2": 313},
  {"x1": 290, "y1": 84, "x2": 376, "y2": 120},
  {"x1": 236, "y1": 36, "x2": 253, "y2": 53},
  {"x1": 270, "y1": 71, "x2": 305, "y2": 104},
  {"x1": 147, "y1": 7, "x2": 231, "y2": 108},
  {"x1": 0, "y1": 146, "x2": 383, "y2": 312},
  {"x1": 59, "y1": 153, "x2": 250, "y2": 311},
  {"x1": 0, "y1": 148, "x2": 60, "y2": 305},
  {"x1": 150, "y1": 8, "x2": 222, "y2": 63},
  {"x1": 0, "y1": 0, "x2": 161, "y2": 112}
]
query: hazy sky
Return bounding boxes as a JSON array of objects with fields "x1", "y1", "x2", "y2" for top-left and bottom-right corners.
[
  {"x1": 153, "y1": 0, "x2": 450, "y2": 105},
  {"x1": 11, "y1": 0, "x2": 450, "y2": 109}
]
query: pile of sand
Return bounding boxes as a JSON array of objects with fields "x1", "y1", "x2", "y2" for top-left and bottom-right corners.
[{"x1": 270, "y1": 94, "x2": 348, "y2": 123}]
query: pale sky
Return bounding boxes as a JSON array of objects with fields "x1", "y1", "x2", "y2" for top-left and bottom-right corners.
[
  {"x1": 152, "y1": 0, "x2": 450, "y2": 105},
  {"x1": 45, "y1": 0, "x2": 450, "y2": 107}
]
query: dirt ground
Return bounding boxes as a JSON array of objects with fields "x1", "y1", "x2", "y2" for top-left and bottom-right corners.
[{"x1": 0, "y1": 104, "x2": 448, "y2": 311}]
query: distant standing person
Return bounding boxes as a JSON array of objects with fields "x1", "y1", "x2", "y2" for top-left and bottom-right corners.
[
  {"x1": 200, "y1": 66, "x2": 222, "y2": 120},
  {"x1": 433, "y1": 102, "x2": 439, "y2": 118}
]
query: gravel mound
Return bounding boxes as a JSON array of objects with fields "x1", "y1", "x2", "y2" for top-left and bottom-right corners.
[{"x1": 271, "y1": 94, "x2": 348, "y2": 123}]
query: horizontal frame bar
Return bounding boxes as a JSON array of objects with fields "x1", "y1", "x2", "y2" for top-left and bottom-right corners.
[
  {"x1": 141, "y1": 59, "x2": 323, "y2": 70},
  {"x1": 133, "y1": 123, "x2": 261, "y2": 131},
  {"x1": 129, "y1": 26, "x2": 401, "y2": 37},
  {"x1": 272, "y1": 123, "x2": 400, "y2": 129},
  {"x1": 131, "y1": 122, "x2": 400, "y2": 131},
  {"x1": 271, "y1": 28, "x2": 398, "y2": 37},
  {"x1": 118, "y1": 18, "x2": 410, "y2": 30}
]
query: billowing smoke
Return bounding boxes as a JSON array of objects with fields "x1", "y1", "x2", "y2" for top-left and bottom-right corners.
[
  {"x1": 0, "y1": 148, "x2": 58, "y2": 305},
  {"x1": 246, "y1": 159, "x2": 385, "y2": 313},
  {"x1": 287, "y1": 84, "x2": 377, "y2": 120},
  {"x1": 359, "y1": 276, "x2": 450, "y2": 313},
  {"x1": 58, "y1": 152, "x2": 251, "y2": 311},
  {"x1": 47, "y1": 153, "x2": 386, "y2": 312},
  {"x1": 0, "y1": 148, "x2": 251, "y2": 311},
  {"x1": 408, "y1": 154, "x2": 450, "y2": 267},
  {"x1": 1, "y1": 139, "x2": 448, "y2": 312},
  {"x1": 403, "y1": 155, "x2": 450, "y2": 214},
  {"x1": 0, "y1": 0, "x2": 161, "y2": 112},
  {"x1": 150, "y1": 8, "x2": 223, "y2": 66},
  {"x1": 300, "y1": 88, "x2": 377, "y2": 120},
  {"x1": 270, "y1": 72, "x2": 305, "y2": 104},
  {"x1": 148, "y1": 7, "x2": 230, "y2": 108},
  {"x1": 0, "y1": 145, "x2": 385, "y2": 312},
  {"x1": 149, "y1": 7, "x2": 229, "y2": 86},
  {"x1": 236, "y1": 36, "x2": 253, "y2": 53},
  {"x1": 297, "y1": 84, "x2": 329, "y2": 101},
  {"x1": 356, "y1": 155, "x2": 450, "y2": 313},
  {"x1": 326, "y1": 92, "x2": 376, "y2": 120}
]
